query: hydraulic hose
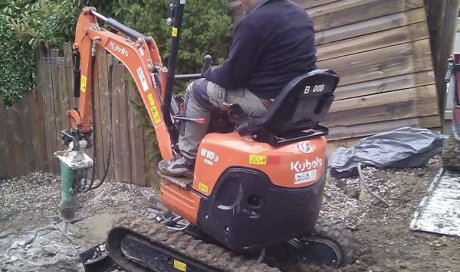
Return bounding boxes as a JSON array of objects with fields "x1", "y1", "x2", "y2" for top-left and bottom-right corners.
[
  {"x1": 357, "y1": 163, "x2": 389, "y2": 207},
  {"x1": 79, "y1": 43, "x2": 113, "y2": 192}
]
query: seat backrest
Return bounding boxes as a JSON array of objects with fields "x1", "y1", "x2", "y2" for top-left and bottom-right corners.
[{"x1": 240, "y1": 69, "x2": 339, "y2": 137}]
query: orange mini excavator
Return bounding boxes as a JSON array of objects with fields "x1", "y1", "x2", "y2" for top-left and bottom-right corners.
[{"x1": 61, "y1": 2, "x2": 353, "y2": 272}]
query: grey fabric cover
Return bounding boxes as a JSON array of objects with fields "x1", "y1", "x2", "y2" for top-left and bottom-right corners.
[{"x1": 329, "y1": 127, "x2": 443, "y2": 178}]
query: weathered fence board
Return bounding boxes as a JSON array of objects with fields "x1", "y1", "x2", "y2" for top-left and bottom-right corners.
[
  {"x1": 309, "y1": 0, "x2": 424, "y2": 32},
  {"x1": 325, "y1": 89, "x2": 438, "y2": 127},
  {"x1": 329, "y1": 86, "x2": 436, "y2": 114},
  {"x1": 33, "y1": 50, "x2": 49, "y2": 172},
  {"x1": 57, "y1": 52, "x2": 70, "y2": 131},
  {"x1": 5, "y1": 102, "x2": 20, "y2": 176},
  {"x1": 21, "y1": 95, "x2": 37, "y2": 175},
  {"x1": 112, "y1": 64, "x2": 132, "y2": 182},
  {"x1": 297, "y1": 0, "x2": 340, "y2": 9},
  {"x1": 334, "y1": 71, "x2": 435, "y2": 101},
  {"x1": 127, "y1": 81, "x2": 147, "y2": 187},
  {"x1": 40, "y1": 48, "x2": 59, "y2": 173},
  {"x1": 318, "y1": 39, "x2": 433, "y2": 86},
  {"x1": 32, "y1": 88, "x2": 48, "y2": 171},
  {"x1": 317, "y1": 22, "x2": 429, "y2": 61},
  {"x1": 0, "y1": 103, "x2": 9, "y2": 179},
  {"x1": 97, "y1": 51, "x2": 115, "y2": 180},
  {"x1": 4, "y1": 95, "x2": 36, "y2": 177},
  {"x1": 91, "y1": 51, "x2": 105, "y2": 179},
  {"x1": 51, "y1": 49, "x2": 65, "y2": 138},
  {"x1": 328, "y1": 116, "x2": 440, "y2": 140},
  {"x1": 314, "y1": 7, "x2": 426, "y2": 45}
]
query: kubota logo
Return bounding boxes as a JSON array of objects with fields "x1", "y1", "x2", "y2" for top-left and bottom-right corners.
[
  {"x1": 298, "y1": 141, "x2": 314, "y2": 154},
  {"x1": 290, "y1": 157, "x2": 323, "y2": 173},
  {"x1": 110, "y1": 41, "x2": 128, "y2": 57}
]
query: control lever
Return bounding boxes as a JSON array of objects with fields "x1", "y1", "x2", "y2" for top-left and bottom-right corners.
[
  {"x1": 175, "y1": 55, "x2": 213, "y2": 80},
  {"x1": 201, "y1": 55, "x2": 213, "y2": 74}
]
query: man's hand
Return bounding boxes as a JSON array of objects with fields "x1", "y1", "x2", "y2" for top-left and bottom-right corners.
[{"x1": 222, "y1": 102, "x2": 235, "y2": 109}]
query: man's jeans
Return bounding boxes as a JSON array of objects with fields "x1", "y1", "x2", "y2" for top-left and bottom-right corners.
[{"x1": 178, "y1": 79, "x2": 268, "y2": 160}]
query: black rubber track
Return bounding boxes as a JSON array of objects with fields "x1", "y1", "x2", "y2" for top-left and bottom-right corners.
[{"x1": 106, "y1": 214, "x2": 281, "y2": 272}]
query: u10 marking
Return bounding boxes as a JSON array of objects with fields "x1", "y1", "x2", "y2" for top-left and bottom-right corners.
[{"x1": 200, "y1": 148, "x2": 219, "y2": 163}]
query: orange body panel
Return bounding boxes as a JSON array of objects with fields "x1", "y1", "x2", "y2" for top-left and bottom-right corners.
[
  {"x1": 160, "y1": 132, "x2": 327, "y2": 224},
  {"x1": 193, "y1": 132, "x2": 327, "y2": 196},
  {"x1": 160, "y1": 181, "x2": 201, "y2": 225}
]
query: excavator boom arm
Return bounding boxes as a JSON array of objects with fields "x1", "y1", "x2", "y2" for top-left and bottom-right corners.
[{"x1": 68, "y1": 7, "x2": 173, "y2": 160}]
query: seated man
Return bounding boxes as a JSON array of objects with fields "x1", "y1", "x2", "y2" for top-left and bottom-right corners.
[{"x1": 158, "y1": 0, "x2": 317, "y2": 178}]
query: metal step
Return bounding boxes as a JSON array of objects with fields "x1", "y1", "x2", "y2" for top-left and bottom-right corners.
[
  {"x1": 157, "y1": 171, "x2": 193, "y2": 190},
  {"x1": 410, "y1": 168, "x2": 460, "y2": 236}
]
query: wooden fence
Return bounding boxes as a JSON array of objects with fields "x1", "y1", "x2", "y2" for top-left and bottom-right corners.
[
  {"x1": 226, "y1": 0, "x2": 458, "y2": 148},
  {"x1": 0, "y1": 93, "x2": 36, "y2": 180},
  {"x1": 1, "y1": 0, "x2": 458, "y2": 181},
  {"x1": 303, "y1": 0, "x2": 444, "y2": 148},
  {"x1": 0, "y1": 44, "x2": 156, "y2": 184}
]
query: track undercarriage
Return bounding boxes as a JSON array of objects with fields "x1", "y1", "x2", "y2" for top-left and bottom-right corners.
[{"x1": 80, "y1": 212, "x2": 353, "y2": 272}]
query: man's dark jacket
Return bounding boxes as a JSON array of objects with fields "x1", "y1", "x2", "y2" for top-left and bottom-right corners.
[{"x1": 203, "y1": 0, "x2": 317, "y2": 99}]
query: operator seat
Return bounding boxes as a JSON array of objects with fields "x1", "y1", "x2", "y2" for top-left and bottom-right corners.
[{"x1": 237, "y1": 69, "x2": 339, "y2": 146}]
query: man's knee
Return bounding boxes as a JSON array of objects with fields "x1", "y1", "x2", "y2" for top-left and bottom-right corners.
[{"x1": 188, "y1": 79, "x2": 212, "y2": 109}]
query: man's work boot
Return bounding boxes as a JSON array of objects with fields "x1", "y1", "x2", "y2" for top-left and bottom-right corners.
[{"x1": 158, "y1": 155, "x2": 194, "y2": 179}]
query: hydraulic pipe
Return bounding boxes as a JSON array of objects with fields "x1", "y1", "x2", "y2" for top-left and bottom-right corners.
[
  {"x1": 175, "y1": 74, "x2": 202, "y2": 80},
  {"x1": 72, "y1": 50, "x2": 81, "y2": 99},
  {"x1": 162, "y1": 0, "x2": 186, "y2": 147},
  {"x1": 90, "y1": 10, "x2": 153, "y2": 45}
]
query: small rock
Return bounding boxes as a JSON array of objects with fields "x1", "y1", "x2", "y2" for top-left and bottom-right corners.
[
  {"x1": 10, "y1": 240, "x2": 25, "y2": 249},
  {"x1": 0, "y1": 231, "x2": 12, "y2": 239}
]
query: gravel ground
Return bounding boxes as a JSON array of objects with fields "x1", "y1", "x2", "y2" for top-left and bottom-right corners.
[
  {"x1": 0, "y1": 173, "x2": 159, "y2": 272},
  {"x1": 1, "y1": 157, "x2": 459, "y2": 272}
]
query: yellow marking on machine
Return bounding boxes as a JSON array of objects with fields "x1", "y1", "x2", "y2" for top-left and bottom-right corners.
[
  {"x1": 249, "y1": 155, "x2": 267, "y2": 165},
  {"x1": 173, "y1": 259, "x2": 187, "y2": 271},
  {"x1": 198, "y1": 183, "x2": 209, "y2": 193},
  {"x1": 147, "y1": 93, "x2": 162, "y2": 125},
  {"x1": 81, "y1": 75, "x2": 87, "y2": 93}
]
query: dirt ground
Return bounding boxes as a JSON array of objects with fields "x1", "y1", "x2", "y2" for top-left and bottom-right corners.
[{"x1": 1, "y1": 157, "x2": 459, "y2": 272}]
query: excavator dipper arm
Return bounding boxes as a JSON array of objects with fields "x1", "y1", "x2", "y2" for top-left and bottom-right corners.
[{"x1": 68, "y1": 7, "x2": 173, "y2": 160}]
